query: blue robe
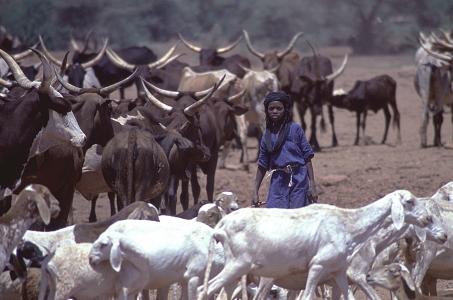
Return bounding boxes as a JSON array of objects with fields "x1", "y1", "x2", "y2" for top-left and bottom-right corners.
[{"x1": 258, "y1": 122, "x2": 314, "y2": 208}]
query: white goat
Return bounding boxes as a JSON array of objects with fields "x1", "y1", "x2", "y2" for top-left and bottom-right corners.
[
  {"x1": 366, "y1": 263, "x2": 450, "y2": 300},
  {"x1": 200, "y1": 190, "x2": 432, "y2": 300},
  {"x1": 38, "y1": 243, "x2": 129, "y2": 300},
  {"x1": 21, "y1": 201, "x2": 159, "y2": 255},
  {"x1": 0, "y1": 184, "x2": 60, "y2": 271},
  {"x1": 89, "y1": 219, "x2": 225, "y2": 300},
  {"x1": 215, "y1": 191, "x2": 239, "y2": 215}
]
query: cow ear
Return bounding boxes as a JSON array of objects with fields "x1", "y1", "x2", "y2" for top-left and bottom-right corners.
[
  {"x1": 233, "y1": 105, "x2": 249, "y2": 116},
  {"x1": 391, "y1": 196, "x2": 405, "y2": 230},
  {"x1": 109, "y1": 241, "x2": 122, "y2": 272}
]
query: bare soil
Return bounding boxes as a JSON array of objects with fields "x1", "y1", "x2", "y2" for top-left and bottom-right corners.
[{"x1": 65, "y1": 47, "x2": 453, "y2": 299}]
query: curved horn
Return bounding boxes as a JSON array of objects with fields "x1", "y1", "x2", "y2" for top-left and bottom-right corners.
[
  {"x1": 227, "y1": 88, "x2": 246, "y2": 102},
  {"x1": 159, "y1": 123, "x2": 169, "y2": 132},
  {"x1": 178, "y1": 33, "x2": 201, "y2": 53},
  {"x1": 184, "y1": 75, "x2": 224, "y2": 116},
  {"x1": 11, "y1": 42, "x2": 38, "y2": 61},
  {"x1": 325, "y1": 54, "x2": 348, "y2": 82},
  {"x1": 0, "y1": 49, "x2": 34, "y2": 89},
  {"x1": 100, "y1": 69, "x2": 138, "y2": 95},
  {"x1": 0, "y1": 77, "x2": 12, "y2": 89},
  {"x1": 277, "y1": 31, "x2": 304, "y2": 58},
  {"x1": 419, "y1": 31, "x2": 428, "y2": 44},
  {"x1": 431, "y1": 32, "x2": 453, "y2": 50},
  {"x1": 106, "y1": 47, "x2": 135, "y2": 72},
  {"x1": 242, "y1": 29, "x2": 264, "y2": 60},
  {"x1": 30, "y1": 48, "x2": 53, "y2": 93},
  {"x1": 268, "y1": 62, "x2": 281, "y2": 74},
  {"x1": 54, "y1": 66, "x2": 81, "y2": 94},
  {"x1": 39, "y1": 35, "x2": 63, "y2": 67},
  {"x1": 420, "y1": 37, "x2": 452, "y2": 62},
  {"x1": 439, "y1": 29, "x2": 453, "y2": 45},
  {"x1": 142, "y1": 77, "x2": 180, "y2": 98},
  {"x1": 80, "y1": 30, "x2": 93, "y2": 54},
  {"x1": 70, "y1": 30, "x2": 80, "y2": 51},
  {"x1": 140, "y1": 78, "x2": 173, "y2": 112},
  {"x1": 307, "y1": 40, "x2": 323, "y2": 81},
  {"x1": 148, "y1": 41, "x2": 180, "y2": 69},
  {"x1": 80, "y1": 38, "x2": 108, "y2": 69},
  {"x1": 237, "y1": 63, "x2": 251, "y2": 73},
  {"x1": 51, "y1": 51, "x2": 69, "y2": 88},
  {"x1": 216, "y1": 36, "x2": 243, "y2": 54},
  {"x1": 157, "y1": 53, "x2": 185, "y2": 69}
]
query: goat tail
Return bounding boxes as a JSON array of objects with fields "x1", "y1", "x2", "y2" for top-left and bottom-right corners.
[
  {"x1": 38, "y1": 252, "x2": 55, "y2": 300},
  {"x1": 198, "y1": 236, "x2": 216, "y2": 300}
]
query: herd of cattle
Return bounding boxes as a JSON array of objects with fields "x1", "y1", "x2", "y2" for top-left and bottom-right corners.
[{"x1": 1, "y1": 25, "x2": 453, "y2": 299}]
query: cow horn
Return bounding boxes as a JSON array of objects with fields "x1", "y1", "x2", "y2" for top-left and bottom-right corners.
[
  {"x1": 439, "y1": 29, "x2": 453, "y2": 45},
  {"x1": 141, "y1": 78, "x2": 180, "y2": 98},
  {"x1": 179, "y1": 33, "x2": 201, "y2": 53},
  {"x1": 106, "y1": 47, "x2": 135, "y2": 72},
  {"x1": 80, "y1": 38, "x2": 108, "y2": 69},
  {"x1": 157, "y1": 53, "x2": 185, "y2": 69},
  {"x1": 184, "y1": 75, "x2": 225, "y2": 116},
  {"x1": 0, "y1": 49, "x2": 35, "y2": 89},
  {"x1": 141, "y1": 78, "x2": 173, "y2": 113},
  {"x1": 325, "y1": 54, "x2": 348, "y2": 82},
  {"x1": 227, "y1": 88, "x2": 246, "y2": 103},
  {"x1": 307, "y1": 41, "x2": 323, "y2": 81},
  {"x1": 430, "y1": 32, "x2": 453, "y2": 50},
  {"x1": 70, "y1": 30, "x2": 80, "y2": 51},
  {"x1": 54, "y1": 66, "x2": 81, "y2": 94},
  {"x1": 179, "y1": 121, "x2": 189, "y2": 134},
  {"x1": 277, "y1": 32, "x2": 304, "y2": 59},
  {"x1": 419, "y1": 32, "x2": 428, "y2": 44},
  {"x1": 242, "y1": 29, "x2": 264, "y2": 60},
  {"x1": 216, "y1": 36, "x2": 243, "y2": 54},
  {"x1": 159, "y1": 123, "x2": 169, "y2": 132},
  {"x1": 420, "y1": 37, "x2": 452, "y2": 62},
  {"x1": 0, "y1": 77, "x2": 12, "y2": 89},
  {"x1": 148, "y1": 41, "x2": 181, "y2": 69},
  {"x1": 51, "y1": 51, "x2": 69, "y2": 89},
  {"x1": 11, "y1": 43, "x2": 38, "y2": 61},
  {"x1": 80, "y1": 30, "x2": 93, "y2": 54},
  {"x1": 237, "y1": 63, "x2": 251, "y2": 73},
  {"x1": 268, "y1": 62, "x2": 281, "y2": 74},
  {"x1": 100, "y1": 69, "x2": 138, "y2": 95},
  {"x1": 30, "y1": 49, "x2": 54, "y2": 94},
  {"x1": 39, "y1": 35, "x2": 63, "y2": 67}
]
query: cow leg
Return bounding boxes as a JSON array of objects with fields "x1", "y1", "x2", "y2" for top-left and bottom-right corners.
[
  {"x1": 191, "y1": 169, "x2": 201, "y2": 205},
  {"x1": 309, "y1": 111, "x2": 321, "y2": 152},
  {"x1": 108, "y1": 192, "x2": 117, "y2": 216},
  {"x1": 218, "y1": 140, "x2": 232, "y2": 169},
  {"x1": 381, "y1": 106, "x2": 391, "y2": 144},
  {"x1": 354, "y1": 111, "x2": 361, "y2": 145},
  {"x1": 360, "y1": 111, "x2": 368, "y2": 146},
  {"x1": 328, "y1": 105, "x2": 339, "y2": 147},
  {"x1": 167, "y1": 176, "x2": 179, "y2": 215},
  {"x1": 89, "y1": 195, "x2": 99, "y2": 222},
  {"x1": 205, "y1": 151, "x2": 219, "y2": 203},
  {"x1": 433, "y1": 111, "x2": 443, "y2": 146},
  {"x1": 420, "y1": 109, "x2": 429, "y2": 147},
  {"x1": 0, "y1": 195, "x2": 12, "y2": 216},
  {"x1": 46, "y1": 185, "x2": 75, "y2": 230},
  {"x1": 180, "y1": 180, "x2": 190, "y2": 211}
]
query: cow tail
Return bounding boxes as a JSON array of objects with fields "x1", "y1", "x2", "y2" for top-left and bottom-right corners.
[
  {"x1": 320, "y1": 109, "x2": 327, "y2": 133},
  {"x1": 127, "y1": 129, "x2": 137, "y2": 204}
]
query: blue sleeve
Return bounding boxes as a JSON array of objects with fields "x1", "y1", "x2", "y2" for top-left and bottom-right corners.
[
  {"x1": 258, "y1": 134, "x2": 271, "y2": 170},
  {"x1": 296, "y1": 125, "x2": 314, "y2": 162}
]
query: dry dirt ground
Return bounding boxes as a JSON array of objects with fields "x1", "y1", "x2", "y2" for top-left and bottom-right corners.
[{"x1": 61, "y1": 45, "x2": 453, "y2": 299}]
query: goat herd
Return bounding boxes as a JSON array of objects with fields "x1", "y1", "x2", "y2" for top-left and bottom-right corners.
[{"x1": 2, "y1": 25, "x2": 453, "y2": 300}]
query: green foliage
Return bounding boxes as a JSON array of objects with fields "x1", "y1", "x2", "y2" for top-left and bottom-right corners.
[{"x1": 0, "y1": 0, "x2": 451, "y2": 54}]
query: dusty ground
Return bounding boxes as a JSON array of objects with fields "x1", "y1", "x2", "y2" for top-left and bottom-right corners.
[{"x1": 62, "y1": 46, "x2": 453, "y2": 299}]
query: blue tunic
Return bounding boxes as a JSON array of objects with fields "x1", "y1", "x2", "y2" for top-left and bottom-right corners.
[{"x1": 258, "y1": 122, "x2": 314, "y2": 208}]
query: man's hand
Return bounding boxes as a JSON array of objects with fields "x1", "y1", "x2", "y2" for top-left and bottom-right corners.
[{"x1": 308, "y1": 180, "x2": 318, "y2": 203}]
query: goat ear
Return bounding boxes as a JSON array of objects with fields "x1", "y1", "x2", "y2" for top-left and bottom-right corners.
[
  {"x1": 35, "y1": 194, "x2": 51, "y2": 225},
  {"x1": 109, "y1": 241, "x2": 122, "y2": 272},
  {"x1": 127, "y1": 208, "x2": 142, "y2": 220},
  {"x1": 414, "y1": 226, "x2": 427, "y2": 242},
  {"x1": 391, "y1": 196, "x2": 405, "y2": 230}
]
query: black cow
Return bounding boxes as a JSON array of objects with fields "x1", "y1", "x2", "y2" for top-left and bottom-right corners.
[
  {"x1": 290, "y1": 41, "x2": 348, "y2": 151},
  {"x1": 178, "y1": 33, "x2": 251, "y2": 78},
  {"x1": 329, "y1": 75, "x2": 401, "y2": 145}
]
